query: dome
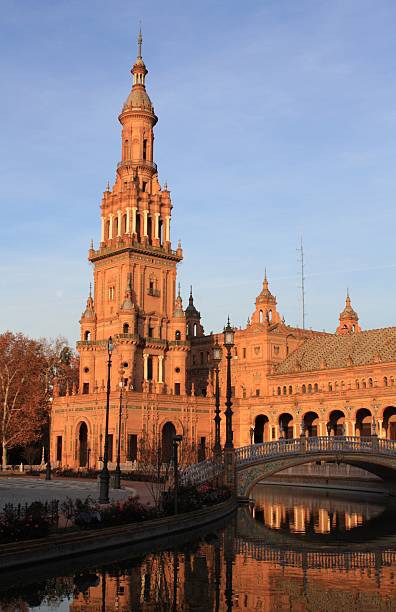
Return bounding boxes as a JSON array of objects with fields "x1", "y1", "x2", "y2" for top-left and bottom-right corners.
[
  {"x1": 123, "y1": 87, "x2": 154, "y2": 113},
  {"x1": 339, "y1": 294, "x2": 358, "y2": 321}
]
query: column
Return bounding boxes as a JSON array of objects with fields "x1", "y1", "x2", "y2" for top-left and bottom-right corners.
[
  {"x1": 143, "y1": 210, "x2": 148, "y2": 237},
  {"x1": 109, "y1": 214, "x2": 114, "y2": 239},
  {"x1": 378, "y1": 418, "x2": 383, "y2": 438},
  {"x1": 126, "y1": 207, "x2": 131, "y2": 234},
  {"x1": 154, "y1": 213, "x2": 160, "y2": 240},
  {"x1": 158, "y1": 355, "x2": 164, "y2": 384},
  {"x1": 318, "y1": 421, "x2": 326, "y2": 437},
  {"x1": 101, "y1": 217, "x2": 105, "y2": 242},
  {"x1": 164, "y1": 215, "x2": 171, "y2": 242},
  {"x1": 143, "y1": 353, "x2": 148, "y2": 381},
  {"x1": 293, "y1": 423, "x2": 298, "y2": 438},
  {"x1": 131, "y1": 207, "x2": 137, "y2": 234},
  {"x1": 117, "y1": 210, "x2": 122, "y2": 237}
]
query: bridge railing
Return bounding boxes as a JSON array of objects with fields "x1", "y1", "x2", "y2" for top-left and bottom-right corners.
[
  {"x1": 235, "y1": 436, "x2": 396, "y2": 466},
  {"x1": 179, "y1": 458, "x2": 223, "y2": 486}
]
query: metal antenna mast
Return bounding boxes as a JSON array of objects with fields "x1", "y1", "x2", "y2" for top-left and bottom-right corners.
[{"x1": 298, "y1": 237, "x2": 306, "y2": 329}]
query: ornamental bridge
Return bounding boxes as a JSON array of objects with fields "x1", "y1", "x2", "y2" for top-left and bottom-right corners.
[{"x1": 181, "y1": 436, "x2": 396, "y2": 497}]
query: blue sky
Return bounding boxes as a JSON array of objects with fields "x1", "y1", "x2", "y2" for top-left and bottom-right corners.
[{"x1": 1, "y1": 0, "x2": 396, "y2": 342}]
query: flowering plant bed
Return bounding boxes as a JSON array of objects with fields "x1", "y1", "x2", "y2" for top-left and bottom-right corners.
[{"x1": 0, "y1": 484, "x2": 231, "y2": 544}]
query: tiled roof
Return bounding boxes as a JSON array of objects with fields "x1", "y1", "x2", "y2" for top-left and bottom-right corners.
[{"x1": 275, "y1": 327, "x2": 396, "y2": 374}]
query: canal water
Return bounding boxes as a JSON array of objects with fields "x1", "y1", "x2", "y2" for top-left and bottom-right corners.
[{"x1": 1, "y1": 485, "x2": 396, "y2": 611}]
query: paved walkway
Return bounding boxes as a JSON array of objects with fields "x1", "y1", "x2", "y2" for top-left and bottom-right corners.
[{"x1": 0, "y1": 476, "x2": 137, "y2": 506}]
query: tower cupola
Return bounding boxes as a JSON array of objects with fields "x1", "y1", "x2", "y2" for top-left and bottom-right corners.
[
  {"x1": 336, "y1": 291, "x2": 361, "y2": 335},
  {"x1": 251, "y1": 271, "x2": 281, "y2": 326},
  {"x1": 185, "y1": 286, "x2": 204, "y2": 338}
]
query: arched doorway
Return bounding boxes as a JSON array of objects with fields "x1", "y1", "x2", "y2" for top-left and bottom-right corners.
[
  {"x1": 328, "y1": 410, "x2": 345, "y2": 436},
  {"x1": 355, "y1": 408, "x2": 372, "y2": 436},
  {"x1": 78, "y1": 422, "x2": 88, "y2": 468},
  {"x1": 383, "y1": 406, "x2": 396, "y2": 439},
  {"x1": 279, "y1": 413, "x2": 294, "y2": 439},
  {"x1": 254, "y1": 415, "x2": 270, "y2": 443},
  {"x1": 161, "y1": 422, "x2": 176, "y2": 463},
  {"x1": 303, "y1": 412, "x2": 319, "y2": 437}
]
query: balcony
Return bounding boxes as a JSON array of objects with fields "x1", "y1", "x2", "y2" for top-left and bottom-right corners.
[{"x1": 117, "y1": 158, "x2": 157, "y2": 173}]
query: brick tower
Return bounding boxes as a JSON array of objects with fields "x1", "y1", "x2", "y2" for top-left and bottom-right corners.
[{"x1": 79, "y1": 31, "x2": 187, "y2": 396}]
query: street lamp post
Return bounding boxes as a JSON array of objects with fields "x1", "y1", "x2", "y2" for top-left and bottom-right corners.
[
  {"x1": 223, "y1": 318, "x2": 235, "y2": 489},
  {"x1": 173, "y1": 434, "x2": 182, "y2": 515},
  {"x1": 212, "y1": 342, "x2": 222, "y2": 460},
  {"x1": 46, "y1": 397, "x2": 53, "y2": 480},
  {"x1": 99, "y1": 337, "x2": 113, "y2": 504},
  {"x1": 114, "y1": 371, "x2": 124, "y2": 490}
]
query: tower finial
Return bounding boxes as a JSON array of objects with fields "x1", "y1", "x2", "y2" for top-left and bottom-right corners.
[
  {"x1": 89, "y1": 282, "x2": 92, "y2": 298},
  {"x1": 190, "y1": 285, "x2": 193, "y2": 298},
  {"x1": 178, "y1": 282, "x2": 181, "y2": 298},
  {"x1": 138, "y1": 26, "x2": 142, "y2": 59}
]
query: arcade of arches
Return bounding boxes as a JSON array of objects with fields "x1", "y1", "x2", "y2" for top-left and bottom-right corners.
[{"x1": 49, "y1": 35, "x2": 396, "y2": 471}]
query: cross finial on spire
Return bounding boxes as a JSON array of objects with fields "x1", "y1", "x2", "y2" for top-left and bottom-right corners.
[{"x1": 190, "y1": 285, "x2": 193, "y2": 298}]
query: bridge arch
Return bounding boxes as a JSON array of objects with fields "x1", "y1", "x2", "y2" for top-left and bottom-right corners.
[{"x1": 237, "y1": 452, "x2": 396, "y2": 498}]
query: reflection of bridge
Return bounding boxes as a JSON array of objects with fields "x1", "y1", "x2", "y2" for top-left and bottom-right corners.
[
  {"x1": 235, "y1": 539, "x2": 396, "y2": 570},
  {"x1": 181, "y1": 436, "x2": 396, "y2": 496}
]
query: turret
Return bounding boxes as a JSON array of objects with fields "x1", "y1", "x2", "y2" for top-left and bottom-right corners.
[
  {"x1": 185, "y1": 286, "x2": 204, "y2": 338},
  {"x1": 336, "y1": 291, "x2": 361, "y2": 335},
  {"x1": 250, "y1": 271, "x2": 281, "y2": 326}
]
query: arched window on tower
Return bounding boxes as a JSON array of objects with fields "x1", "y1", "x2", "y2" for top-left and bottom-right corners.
[
  {"x1": 314, "y1": 383, "x2": 318, "y2": 392},
  {"x1": 384, "y1": 376, "x2": 388, "y2": 387},
  {"x1": 123, "y1": 323, "x2": 129, "y2": 334},
  {"x1": 259, "y1": 310, "x2": 263, "y2": 323},
  {"x1": 302, "y1": 384, "x2": 306, "y2": 394},
  {"x1": 277, "y1": 387, "x2": 281, "y2": 396},
  {"x1": 175, "y1": 330, "x2": 181, "y2": 341},
  {"x1": 289, "y1": 385, "x2": 293, "y2": 395},
  {"x1": 268, "y1": 310, "x2": 273, "y2": 323},
  {"x1": 84, "y1": 330, "x2": 91, "y2": 342},
  {"x1": 193, "y1": 323, "x2": 197, "y2": 337},
  {"x1": 368, "y1": 377, "x2": 373, "y2": 388},
  {"x1": 123, "y1": 214, "x2": 127, "y2": 234},
  {"x1": 106, "y1": 220, "x2": 110, "y2": 240},
  {"x1": 123, "y1": 139, "x2": 129, "y2": 160},
  {"x1": 136, "y1": 213, "x2": 141, "y2": 241},
  {"x1": 143, "y1": 139, "x2": 147, "y2": 160},
  {"x1": 114, "y1": 216, "x2": 118, "y2": 236}
]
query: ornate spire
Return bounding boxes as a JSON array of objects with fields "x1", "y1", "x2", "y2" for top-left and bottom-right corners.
[
  {"x1": 256, "y1": 270, "x2": 276, "y2": 305},
  {"x1": 81, "y1": 284, "x2": 95, "y2": 320},
  {"x1": 185, "y1": 284, "x2": 200, "y2": 318},
  {"x1": 174, "y1": 283, "x2": 184, "y2": 317},
  {"x1": 120, "y1": 273, "x2": 135, "y2": 311},
  {"x1": 137, "y1": 27, "x2": 142, "y2": 59}
]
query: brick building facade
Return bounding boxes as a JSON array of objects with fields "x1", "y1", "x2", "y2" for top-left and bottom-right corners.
[{"x1": 50, "y1": 36, "x2": 396, "y2": 469}]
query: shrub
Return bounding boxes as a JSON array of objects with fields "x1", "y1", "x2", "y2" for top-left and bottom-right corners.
[{"x1": 0, "y1": 501, "x2": 55, "y2": 543}]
